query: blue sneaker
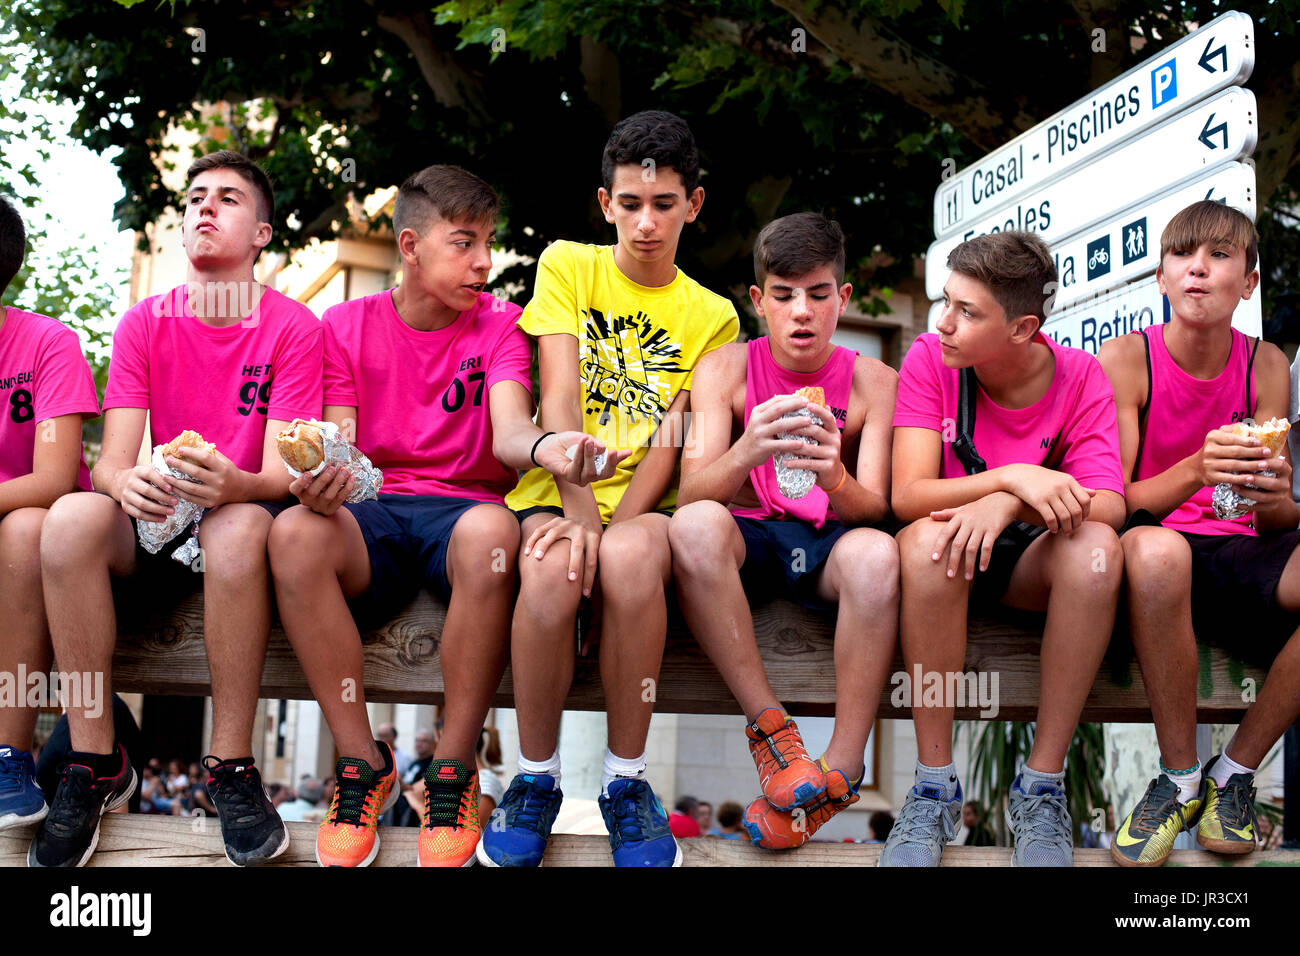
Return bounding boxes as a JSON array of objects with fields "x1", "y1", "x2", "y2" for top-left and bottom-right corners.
[
  {"x1": 0, "y1": 746, "x2": 47, "y2": 830},
  {"x1": 598, "y1": 779, "x2": 681, "y2": 867},
  {"x1": 476, "y1": 773, "x2": 563, "y2": 867}
]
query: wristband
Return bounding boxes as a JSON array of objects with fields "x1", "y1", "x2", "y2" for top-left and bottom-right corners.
[
  {"x1": 530, "y1": 432, "x2": 556, "y2": 468},
  {"x1": 827, "y1": 462, "x2": 847, "y2": 494}
]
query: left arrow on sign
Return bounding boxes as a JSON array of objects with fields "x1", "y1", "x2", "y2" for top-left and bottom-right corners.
[
  {"x1": 1199, "y1": 113, "x2": 1229, "y2": 149},
  {"x1": 1198, "y1": 36, "x2": 1229, "y2": 74}
]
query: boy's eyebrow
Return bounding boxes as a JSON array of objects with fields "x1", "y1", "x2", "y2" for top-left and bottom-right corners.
[
  {"x1": 447, "y1": 226, "x2": 492, "y2": 239},
  {"x1": 614, "y1": 191, "x2": 681, "y2": 201},
  {"x1": 187, "y1": 184, "x2": 248, "y2": 201},
  {"x1": 941, "y1": 284, "x2": 980, "y2": 310},
  {"x1": 768, "y1": 281, "x2": 835, "y2": 293}
]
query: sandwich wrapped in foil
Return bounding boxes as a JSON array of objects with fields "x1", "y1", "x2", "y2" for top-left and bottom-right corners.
[
  {"x1": 281, "y1": 419, "x2": 383, "y2": 502},
  {"x1": 774, "y1": 406, "x2": 823, "y2": 499},
  {"x1": 1211, "y1": 418, "x2": 1292, "y2": 521},
  {"x1": 137, "y1": 445, "x2": 206, "y2": 563}
]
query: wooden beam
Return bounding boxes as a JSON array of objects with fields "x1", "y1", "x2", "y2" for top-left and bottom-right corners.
[{"x1": 108, "y1": 592, "x2": 1267, "y2": 722}]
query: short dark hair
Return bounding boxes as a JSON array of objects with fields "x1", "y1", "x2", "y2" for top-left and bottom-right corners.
[
  {"x1": 0, "y1": 194, "x2": 26, "y2": 296},
  {"x1": 392, "y1": 165, "x2": 499, "y2": 239},
  {"x1": 186, "y1": 150, "x2": 275, "y2": 224},
  {"x1": 601, "y1": 110, "x2": 700, "y2": 196},
  {"x1": 674, "y1": 795, "x2": 699, "y2": 815},
  {"x1": 715, "y1": 801, "x2": 743, "y2": 828},
  {"x1": 1161, "y1": 200, "x2": 1258, "y2": 273},
  {"x1": 754, "y1": 212, "x2": 847, "y2": 288},
  {"x1": 946, "y1": 230, "x2": 1058, "y2": 325}
]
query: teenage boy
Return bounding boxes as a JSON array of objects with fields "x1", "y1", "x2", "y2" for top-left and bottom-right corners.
[
  {"x1": 480, "y1": 110, "x2": 739, "y2": 868},
  {"x1": 33, "y1": 151, "x2": 322, "y2": 868},
  {"x1": 1099, "y1": 200, "x2": 1300, "y2": 866},
  {"x1": 881, "y1": 231, "x2": 1126, "y2": 868},
  {"x1": 268, "y1": 164, "x2": 616, "y2": 868},
  {"x1": 0, "y1": 196, "x2": 101, "y2": 832},
  {"x1": 670, "y1": 213, "x2": 899, "y2": 848}
]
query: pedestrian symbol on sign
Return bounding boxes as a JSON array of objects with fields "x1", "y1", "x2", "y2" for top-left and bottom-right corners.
[{"x1": 1122, "y1": 217, "x2": 1147, "y2": 265}]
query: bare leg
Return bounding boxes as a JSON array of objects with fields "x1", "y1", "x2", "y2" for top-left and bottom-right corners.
[
  {"x1": 0, "y1": 509, "x2": 53, "y2": 750},
  {"x1": 600, "y1": 513, "x2": 672, "y2": 758},
  {"x1": 198, "y1": 504, "x2": 276, "y2": 760},
  {"x1": 510, "y1": 512, "x2": 582, "y2": 762},
  {"x1": 669, "y1": 502, "x2": 775, "y2": 718},
  {"x1": 1001, "y1": 522, "x2": 1123, "y2": 773},
  {"x1": 814, "y1": 528, "x2": 899, "y2": 779},
  {"x1": 1120, "y1": 527, "x2": 1198, "y2": 770},
  {"x1": 437, "y1": 504, "x2": 519, "y2": 765},
  {"x1": 268, "y1": 505, "x2": 380, "y2": 768},
  {"x1": 40, "y1": 493, "x2": 138, "y2": 754}
]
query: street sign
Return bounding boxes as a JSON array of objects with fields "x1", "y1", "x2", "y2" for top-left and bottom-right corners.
[
  {"x1": 1045, "y1": 162, "x2": 1255, "y2": 313},
  {"x1": 924, "y1": 87, "x2": 1257, "y2": 299},
  {"x1": 933, "y1": 10, "x2": 1254, "y2": 237}
]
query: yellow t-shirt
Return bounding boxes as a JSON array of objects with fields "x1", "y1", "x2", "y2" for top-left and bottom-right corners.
[{"x1": 506, "y1": 241, "x2": 739, "y2": 522}]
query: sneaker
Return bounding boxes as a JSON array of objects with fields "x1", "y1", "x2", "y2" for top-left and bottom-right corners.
[
  {"x1": 204, "y1": 755, "x2": 290, "y2": 866},
  {"x1": 0, "y1": 746, "x2": 47, "y2": 830},
  {"x1": 315, "y1": 740, "x2": 399, "y2": 867},
  {"x1": 1197, "y1": 755, "x2": 1258, "y2": 855},
  {"x1": 27, "y1": 744, "x2": 136, "y2": 868},
  {"x1": 745, "y1": 765, "x2": 861, "y2": 850},
  {"x1": 745, "y1": 708, "x2": 825, "y2": 811},
  {"x1": 877, "y1": 779, "x2": 961, "y2": 867},
  {"x1": 418, "y1": 759, "x2": 480, "y2": 867},
  {"x1": 1110, "y1": 774, "x2": 1202, "y2": 868},
  {"x1": 1006, "y1": 773, "x2": 1073, "y2": 867},
  {"x1": 476, "y1": 773, "x2": 563, "y2": 867},
  {"x1": 598, "y1": 778, "x2": 681, "y2": 867}
]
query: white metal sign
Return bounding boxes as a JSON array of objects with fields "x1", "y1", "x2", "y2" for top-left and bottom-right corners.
[
  {"x1": 924, "y1": 87, "x2": 1257, "y2": 300},
  {"x1": 933, "y1": 10, "x2": 1254, "y2": 237}
]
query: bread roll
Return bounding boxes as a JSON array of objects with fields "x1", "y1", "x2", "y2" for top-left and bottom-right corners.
[
  {"x1": 160, "y1": 430, "x2": 216, "y2": 459},
  {"x1": 276, "y1": 419, "x2": 325, "y2": 472},
  {"x1": 1226, "y1": 417, "x2": 1291, "y2": 457},
  {"x1": 795, "y1": 386, "x2": 826, "y2": 407}
]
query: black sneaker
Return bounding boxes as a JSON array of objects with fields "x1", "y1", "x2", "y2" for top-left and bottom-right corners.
[
  {"x1": 28, "y1": 744, "x2": 136, "y2": 867},
  {"x1": 204, "y1": 755, "x2": 290, "y2": 866}
]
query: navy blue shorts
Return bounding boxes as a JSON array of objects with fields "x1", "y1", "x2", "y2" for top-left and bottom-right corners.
[
  {"x1": 733, "y1": 516, "x2": 850, "y2": 610},
  {"x1": 343, "y1": 494, "x2": 492, "y2": 627}
]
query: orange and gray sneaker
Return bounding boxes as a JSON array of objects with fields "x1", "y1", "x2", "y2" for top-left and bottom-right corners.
[
  {"x1": 316, "y1": 740, "x2": 399, "y2": 867},
  {"x1": 745, "y1": 707, "x2": 825, "y2": 811},
  {"x1": 743, "y1": 758, "x2": 861, "y2": 849},
  {"x1": 418, "y1": 758, "x2": 481, "y2": 868}
]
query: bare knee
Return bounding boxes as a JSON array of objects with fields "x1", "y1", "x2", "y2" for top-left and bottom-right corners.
[
  {"x1": 41, "y1": 493, "x2": 121, "y2": 576},
  {"x1": 0, "y1": 507, "x2": 48, "y2": 582},
  {"x1": 669, "y1": 501, "x2": 738, "y2": 578},
  {"x1": 199, "y1": 504, "x2": 273, "y2": 584},
  {"x1": 1121, "y1": 526, "x2": 1191, "y2": 599},
  {"x1": 1052, "y1": 522, "x2": 1123, "y2": 593},
  {"x1": 827, "y1": 528, "x2": 900, "y2": 604},
  {"x1": 600, "y1": 521, "x2": 669, "y2": 603},
  {"x1": 268, "y1": 506, "x2": 338, "y2": 581},
  {"x1": 449, "y1": 505, "x2": 520, "y2": 586}
]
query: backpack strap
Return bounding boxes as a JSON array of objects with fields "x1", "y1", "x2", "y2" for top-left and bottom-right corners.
[{"x1": 1132, "y1": 330, "x2": 1153, "y2": 481}]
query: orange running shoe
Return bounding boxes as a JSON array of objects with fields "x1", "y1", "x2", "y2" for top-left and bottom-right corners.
[
  {"x1": 744, "y1": 763, "x2": 861, "y2": 849},
  {"x1": 745, "y1": 708, "x2": 825, "y2": 811},
  {"x1": 417, "y1": 759, "x2": 481, "y2": 868},
  {"x1": 316, "y1": 741, "x2": 399, "y2": 867}
]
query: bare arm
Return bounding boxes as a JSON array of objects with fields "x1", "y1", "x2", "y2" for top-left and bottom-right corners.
[
  {"x1": 677, "y1": 345, "x2": 769, "y2": 506},
  {"x1": 0, "y1": 413, "x2": 85, "y2": 515},
  {"x1": 536, "y1": 333, "x2": 602, "y2": 527},
  {"x1": 835, "y1": 358, "x2": 896, "y2": 525}
]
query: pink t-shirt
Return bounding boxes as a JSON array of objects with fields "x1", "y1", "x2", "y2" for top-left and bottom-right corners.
[
  {"x1": 0, "y1": 308, "x2": 99, "y2": 490},
  {"x1": 322, "y1": 290, "x2": 533, "y2": 502},
  {"x1": 730, "y1": 337, "x2": 856, "y2": 529},
  {"x1": 103, "y1": 285, "x2": 323, "y2": 473},
  {"x1": 894, "y1": 332, "x2": 1124, "y2": 494},
  {"x1": 1134, "y1": 324, "x2": 1256, "y2": 537}
]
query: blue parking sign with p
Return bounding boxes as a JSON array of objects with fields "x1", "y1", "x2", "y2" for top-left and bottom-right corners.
[{"x1": 1151, "y1": 60, "x2": 1177, "y2": 108}]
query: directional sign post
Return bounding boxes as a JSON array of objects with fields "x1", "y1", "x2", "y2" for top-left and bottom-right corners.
[
  {"x1": 925, "y1": 87, "x2": 1257, "y2": 299},
  {"x1": 934, "y1": 10, "x2": 1254, "y2": 236}
]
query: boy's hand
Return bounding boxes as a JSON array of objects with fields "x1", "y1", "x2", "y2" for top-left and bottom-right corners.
[
  {"x1": 1004, "y1": 463, "x2": 1094, "y2": 533},
  {"x1": 928, "y1": 491, "x2": 1021, "y2": 580},
  {"x1": 1238, "y1": 455, "x2": 1294, "y2": 514},
  {"x1": 116, "y1": 463, "x2": 178, "y2": 523},
  {"x1": 778, "y1": 402, "x2": 844, "y2": 490},
  {"x1": 290, "y1": 465, "x2": 355, "y2": 517},
  {"x1": 1195, "y1": 428, "x2": 1272, "y2": 488},
  {"x1": 736, "y1": 394, "x2": 819, "y2": 470},
  {"x1": 524, "y1": 515, "x2": 602, "y2": 597},
  {"x1": 534, "y1": 432, "x2": 631, "y2": 486},
  {"x1": 165, "y1": 446, "x2": 247, "y2": 509}
]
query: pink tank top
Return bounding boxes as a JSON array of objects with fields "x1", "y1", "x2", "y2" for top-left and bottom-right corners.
[
  {"x1": 730, "y1": 337, "x2": 855, "y2": 528},
  {"x1": 1133, "y1": 324, "x2": 1258, "y2": 537}
]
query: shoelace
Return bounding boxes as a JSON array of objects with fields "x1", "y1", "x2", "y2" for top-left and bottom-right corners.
[
  {"x1": 605, "y1": 785, "x2": 656, "y2": 842},
  {"x1": 0, "y1": 754, "x2": 28, "y2": 790},
  {"x1": 44, "y1": 768, "x2": 97, "y2": 836},
  {"x1": 1214, "y1": 777, "x2": 1256, "y2": 827},
  {"x1": 1132, "y1": 780, "x2": 1183, "y2": 834},
  {"x1": 1011, "y1": 788, "x2": 1071, "y2": 843},
  {"x1": 209, "y1": 766, "x2": 267, "y2": 824},
  {"x1": 331, "y1": 777, "x2": 380, "y2": 827},
  {"x1": 894, "y1": 789, "x2": 958, "y2": 843},
  {"x1": 754, "y1": 721, "x2": 800, "y2": 771},
  {"x1": 503, "y1": 779, "x2": 562, "y2": 833},
  {"x1": 424, "y1": 777, "x2": 467, "y2": 829}
]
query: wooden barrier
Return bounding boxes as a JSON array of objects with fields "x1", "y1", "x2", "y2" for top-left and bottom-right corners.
[{"x1": 111, "y1": 590, "x2": 1267, "y2": 723}]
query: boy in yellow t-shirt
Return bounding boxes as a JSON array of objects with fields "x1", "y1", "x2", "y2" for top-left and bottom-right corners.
[{"x1": 480, "y1": 110, "x2": 738, "y2": 868}]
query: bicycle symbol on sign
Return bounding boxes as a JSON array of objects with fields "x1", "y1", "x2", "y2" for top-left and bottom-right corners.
[{"x1": 1088, "y1": 247, "x2": 1109, "y2": 270}]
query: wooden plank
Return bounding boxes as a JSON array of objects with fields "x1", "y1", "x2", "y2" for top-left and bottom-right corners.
[
  {"x1": 109, "y1": 592, "x2": 1267, "y2": 721},
  {"x1": 2, "y1": 815, "x2": 1296, "y2": 866}
]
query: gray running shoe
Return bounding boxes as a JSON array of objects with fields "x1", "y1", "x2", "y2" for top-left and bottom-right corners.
[
  {"x1": 1005, "y1": 774, "x2": 1073, "y2": 867},
  {"x1": 877, "y1": 780, "x2": 961, "y2": 867}
]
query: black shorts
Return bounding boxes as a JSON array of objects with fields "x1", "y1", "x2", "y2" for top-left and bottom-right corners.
[
  {"x1": 511, "y1": 504, "x2": 675, "y2": 528},
  {"x1": 733, "y1": 516, "x2": 853, "y2": 611},
  {"x1": 968, "y1": 522, "x2": 1048, "y2": 613}
]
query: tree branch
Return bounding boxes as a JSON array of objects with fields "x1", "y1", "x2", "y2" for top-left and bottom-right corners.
[{"x1": 371, "y1": 7, "x2": 490, "y2": 124}]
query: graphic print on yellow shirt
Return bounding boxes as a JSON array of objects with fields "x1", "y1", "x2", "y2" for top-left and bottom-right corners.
[{"x1": 506, "y1": 241, "x2": 738, "y2": 523}]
